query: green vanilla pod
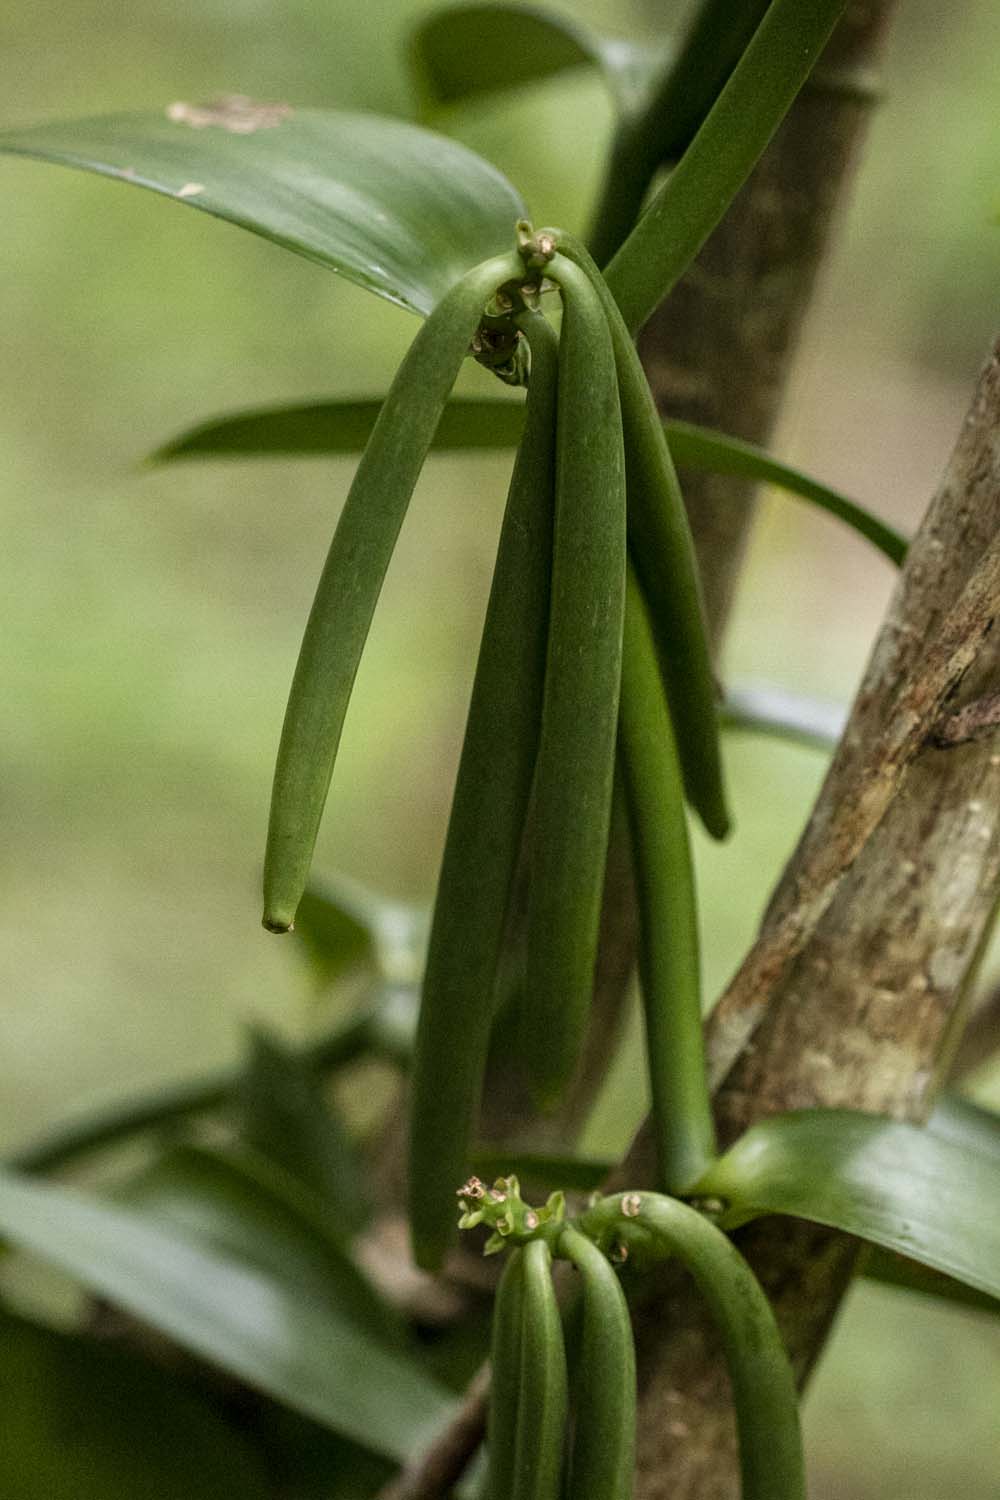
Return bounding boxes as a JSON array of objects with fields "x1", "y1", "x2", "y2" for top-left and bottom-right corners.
[
  {"x1": 261, "y1": 251, "x2": 522, "y2": 934},
  {"x1": 582, "y1": 1193, "x2": 806, "y2": 1500},
  {"x1": 558, "y1": 1225, "x2": 636, "y2": 1500},
  {"x1": 513, "y1": 1239, "x2": 568, "y2": 1500},
  {"x1": 541, "y1": 229, "x2": 729, "y2": 840},
  {"x1": 409, "y1": 311, "x2": 559, "y2": 1270},
  {"x1": 487, "y1": 1247, "x2": 526, "y2": 1500},
  {"x1": 522, "y1": 253, "x2": 626, "y2": 1107},
  {"x1": 619, "y1": 566, "x2": 715, "y2": 1193}
]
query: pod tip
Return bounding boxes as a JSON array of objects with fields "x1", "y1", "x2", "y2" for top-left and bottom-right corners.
[{"x1": 261, "y1": 911, "x2": 294, "y2": 934}]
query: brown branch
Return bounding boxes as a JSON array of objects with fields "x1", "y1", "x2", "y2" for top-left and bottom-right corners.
[
  {"x1": 375, "y1": 1364, "x2": 490, "y2": 1500},
  {"x1": 615, "y1": 341, "x2": 1000, "y2": 1497}
]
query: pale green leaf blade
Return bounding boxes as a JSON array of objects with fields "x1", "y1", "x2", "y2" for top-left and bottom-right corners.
[
  {"x1": 0, "y1": 106, "x2": 526, "y2": 315},
  {"x1": 0, "y1": 1309, "x2": 272, "y2": 1500},
  {"x1": 151, "y1": 396, "x2": 526, "y2": 463},
  {"x1": 698, "y1": 1109, "x2": 1000, "y2": 1301},
  {"x1": 0, "y1": 1164, "x2": 456, "y2": 1460},
  {"x1": 411, "y1": 2, "x2": 666, "y2": 117}
]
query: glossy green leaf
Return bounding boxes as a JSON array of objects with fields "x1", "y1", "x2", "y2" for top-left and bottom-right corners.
[
  {"x1": 410, "y1": 2, "x2": 666, "y2": 118},
  {"x1": 240, "y1": 1027, "x2": 370, "y2": 1233},
  {"x1": 0, "y1": 1308, "x2": 271, "y2": 1500},
  {"x1": 0, "y1": 1163, "x2": 456, "y2": 1460},
  {"x1": 698, "y1": 1109, "x2": 1000, "y2": 1301},
  {"x1": 0, "y1": 106, "x2": 526, "y2": 316},
  {"x1": 667, "y1": 420, "x2": 908, "y2": 565},
  {"x1": 120, "y1": 1143, "x2": 395, "y2": 1342}
]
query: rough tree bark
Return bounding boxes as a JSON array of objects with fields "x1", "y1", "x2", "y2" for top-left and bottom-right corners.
[{"x1": 620, "y1": 339, "x2": 1000, "y2": 1499}]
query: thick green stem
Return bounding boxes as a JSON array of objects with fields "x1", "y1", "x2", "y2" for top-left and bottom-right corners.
[
  {"x1": 589, "y1": 0, "x2": 771, "y2": 267},
  {"x1": 409, "y1": 311, "x2": 559, "y2": 1270},
  {"x1": 604, "y1": 0, "x2": 848, "y2": 334},
  {"x1": 619, "y1": 567, "x2": 714, "y2": 1193},
  {"x1": 580, "y1": 1194, "x2": 805, "y2": 1500}
]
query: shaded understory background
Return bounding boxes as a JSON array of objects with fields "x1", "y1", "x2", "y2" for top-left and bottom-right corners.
[{"x1": 2, "y1": 0, "x2": 999, "y2": 1493}]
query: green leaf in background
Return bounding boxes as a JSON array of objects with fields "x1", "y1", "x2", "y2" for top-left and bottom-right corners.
[
  {"x1": 721, "y1": 683, "x2": 847, "y2": 753},
  {"x1": 240, "y1": 1027, "x2": 370, "y2": 1234},
  {"x1": 120, "y1": 1143, "x2": 396, "y2": 1343},
  {"x1": 698, "y1": 1108, "x2": 1000, "y2": 1303},
  {"x1": 151, "y1": 397, "x2": 526, "y2": 463},
  {"x1": 0, "y1": 1307, "x2": 271, "y2": 1500},
  {"x1": 0, "y1": 1164, "x2": 456, "y2": 1460},
  {"x1": 0, "y1": 106, "x2": 526, "y2": 316},
  {"x1": 666, "y1": 420, "x2": 909, "y2": 565},
  {"x1": 149, "y1": 395, "x2": 905, "y2": 565},
  {"x1": 410, "y1": 2, "x2": 667, "y2": 118},
  {"x1": 293, "y1": 870, "x2": 417, "y2": 988}
]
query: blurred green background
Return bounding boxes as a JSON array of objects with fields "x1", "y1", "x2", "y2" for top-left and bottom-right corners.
[{"x1": 2, "y1": 0, "x2": 999, "y2": 1493}]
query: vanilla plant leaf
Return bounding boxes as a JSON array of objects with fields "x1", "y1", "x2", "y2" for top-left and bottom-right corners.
[
  {"x1": 698, "y1": 1108, "x2": 1000, "y2": 1303},
  {"x1": 0, "y1": 104, "x2": 526, "y2": 316}
]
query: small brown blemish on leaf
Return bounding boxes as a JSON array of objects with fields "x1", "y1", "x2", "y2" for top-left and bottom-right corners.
[
  {"x1": 621, "y1": 1192, "x2": 642, "y2": 1218},
  {"x1": 166, "y1": 95, "x2": 292, "y2": 134}
]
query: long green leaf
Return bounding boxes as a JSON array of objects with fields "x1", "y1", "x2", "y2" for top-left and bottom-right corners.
[
  {"x1": 150, "y1": 398, "x2": 904, "y2": 568},
  {"x1": 0, "y1": 1308, "x2": 271, "y2": 1500},
  {"x1": 151, "y1": 397, "x2": 526, "y2": 463},
  {"x1": 0, "y1": 107, "x2": 525, "y2": 316},
  {"x1": 698, "y1": 1108, "x2": 1000, "y2": 1302},
  {"x1": 0, "y1": 1164, "x2": 456, "y2": 1460},
  {"x1": 410, "y1": 2, "x2": 665, "y2": 118},
  {"x1": 240, "y1": 1027, "x2": 370, "y2": 1233},
  {"x1": 120, "y1": 1143, "x2": 397, "y2": 1343},
  {"x1": 667, "y1": 420, "x2": 908, "y2": 565}
]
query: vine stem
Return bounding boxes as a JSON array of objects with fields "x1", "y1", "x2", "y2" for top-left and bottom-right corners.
[{"x1": 605, "y1": 0, "x2": 849, "y2": 334}]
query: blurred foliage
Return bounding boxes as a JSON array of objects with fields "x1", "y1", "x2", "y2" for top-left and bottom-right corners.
[{"x1": 2, "y1": 0, "x2": 1000, "y2": 1495}]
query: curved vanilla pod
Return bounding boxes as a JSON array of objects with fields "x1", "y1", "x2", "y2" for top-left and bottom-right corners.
[
  {"x1": 558, "y1": 1225, "x2": 636, "y2": 1500},
  {"x1": 513, "y1": 1239, "x2": 568, "y2": 1500},
  {"x1": 522, "y1": 253, "x2": 626, "y2": 1108},
  {"x1": 409, "y1": 311, "x2": 559, "y2": 1270},
  {"x1": 487, "y1": 1246, "x2": 527, "y2": 1500},
  {"x1": 542, "y1": 229, "x2": 728, "y2": 840},
  {"x1": 619, "y1": 565, "x2": 715, "y2": 1193},
  {"x1": 262, "y1": 251, "x2": 522, "y2": 934},
  {"x1": 582, "y1": 1193, "x2": 806, "y2": 1500}
]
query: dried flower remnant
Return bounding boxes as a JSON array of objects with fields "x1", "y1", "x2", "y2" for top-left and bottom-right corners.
[{"x1": 166, "y1": 96, "x2": 293, "y2": 134}]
